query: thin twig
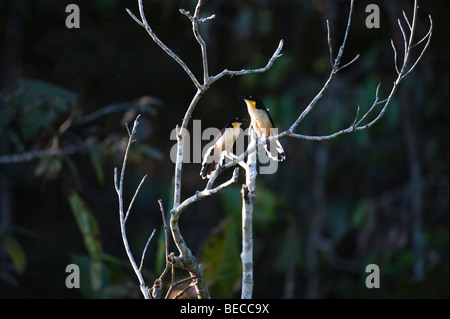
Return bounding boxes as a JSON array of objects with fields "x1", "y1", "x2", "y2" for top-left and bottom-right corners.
[
  {"x1": 125, "y1": 174, "x2": 147, "y2": 223},
  {"x1": 114, "y1": 114, "x2": 150, "y2": 299},
  {"x1": 139, "y1": 228, "x2": 156, "y2": 271},
  {"x1": 172, "y1": 167, "x2": 239, "y2": 217},
  {"x1": 391, "y1": 39, "x2": 400, "y2": 75},
  {"x1": 158, "y1": 199, "x2": 170, "y2": 261},
  {"x1": 0, "y1": 141, "x2": 92, "y2": 164},
  {"x1": 127, "y1": 1, "x2": 201, "y2": 89},
  {"x1": 327, "y1": 20, "x2": 333, "y2": 67}
]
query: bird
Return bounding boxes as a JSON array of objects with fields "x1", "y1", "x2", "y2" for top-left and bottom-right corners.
[
  {"x1": 200, "y1": 117, "x2": 246, "y2": 179},
  {"x1": 240, "y1": 95, "x2": 285, "y2": 161}
]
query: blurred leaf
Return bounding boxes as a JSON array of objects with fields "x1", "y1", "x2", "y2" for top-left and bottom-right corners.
[
  {"x1": 254, "y1": 181, "x2": 278, "y2": 232},
  {"x1": 90, "y1": 259, "x2": 109, "y2": 296},
  {"x1": 34, "y1": 156, "x2": 62, "y2": 180},
  {"x1": 88, "y1": 144, "x2": 105, "y2": 184},
  {"x1": 100, "y1": 253, "x2": 133, "y2": 269},
  {"x1": 2, "y1": 234, "x2": 26, "y2": 275},
  {"x1": 69, "y1": 191, "x2": 102, "y2": 259},
  {"x1": 3, "y1": 78, "x2": 77, "y2": 143},
  {"x1": 70, "y1": 254, "x2": 94, "y2": 298},
  {"x1": 17, "y1": 78, "x2": 77, "y2": 105},
  {"x1": 352, "y1": 199, "x2": 370, "y2": 229},
  {"x1": 202, "y1": 218, "x2": 241, "y2": 298}
]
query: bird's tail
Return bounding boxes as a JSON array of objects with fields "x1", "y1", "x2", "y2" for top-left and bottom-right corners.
[
  {"x1": 200, "y1": 160, "x2": 218, "y2": 179},
  {"x1": 264, "y1": 139, "x2": 286, "y2": 161},
  {"x1": 200, "y1": 145, "x2": 220, "y2": 179}
]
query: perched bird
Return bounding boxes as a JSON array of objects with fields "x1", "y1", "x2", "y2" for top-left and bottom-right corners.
[
  {"x1": 240, "y1": 95, "x2": 285, "y2": 161},
  {"x1": 200, "y1": 117, "x2": 246, "y2": 179}
]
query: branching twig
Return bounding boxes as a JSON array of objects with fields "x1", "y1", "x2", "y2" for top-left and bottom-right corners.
[
  {"x1": 0, "y1": 141, "x2": 92, "y2": 164},
  {"x1": 216, "y1": 0, "x2": 431, "y2": 171},
  {"x1": 139, "y1": 228, "x2": 156, "y2": 271},
  {"x1": 114, "y1": 114, "x2": 152, "y2": 299},
  {"x1": 126, "y1": 1, "x2": 201, "y2": 89},
  {"x1": 126, "y1": 0, "x2": 283, "y2": 299},
  {"x1": 172, "y1": 167, "x2": 239, "y2": 217},
  {"x1": 124, "y1": 0, "x2": 431, "y2": 300}
]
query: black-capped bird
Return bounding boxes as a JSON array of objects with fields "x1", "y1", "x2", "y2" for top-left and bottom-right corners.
[
  {"x1": 200, "y1": 117, "x2": 246, "y2": 179},
  {"x1": 240, "y1": 95, "x2": 285, "y2": 161}
]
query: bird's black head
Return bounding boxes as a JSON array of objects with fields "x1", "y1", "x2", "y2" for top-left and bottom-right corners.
[
  {"x1": 239, "y1": 95, "x2": 266, "y2": 110},
  {"x1": 227, "y1": 116, "x2": 247, "y2": 128}
]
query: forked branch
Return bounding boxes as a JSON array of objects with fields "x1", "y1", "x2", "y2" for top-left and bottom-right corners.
[
  {"x1": 114, "y1": 115, "x2": 155, "y2": 299},
  {"x1": 217, "y1": 0, "x2": 432, "y2": 171},
  {"x1": 126, "y1": 0, "x2": 284, "y2": 299}
]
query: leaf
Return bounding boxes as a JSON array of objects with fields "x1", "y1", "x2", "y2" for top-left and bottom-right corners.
[
  {"x1": 90, "y1": 259, "x2": 108, "y2": 296},
  {"x1": 254, "y1": 182, "x2": 278, "y2": 232},
  {"x1": 201, "y1": 218, "x2": 241, "y2": 298},
  {"x1": 2, "y1": 234, "x2": 27, "y2": 275},
  {"x1": 17, "y1": 78, "x2": 78, "y2": 105},
  {"x1": 68, "y1": 191, "x2": 102, "y2": 259},
  {"x1": 352, "y1": 199, "x2": 370, "y2": 229},
  {"x1": 88, "y1": 144, "x2": 105, "y2": 184},
  {"x1": 34, "y1": 156, "x2": 62, "y2": 180},
  {"x1": 70, "y1": 254, "x2": 94, "y2": 298}
]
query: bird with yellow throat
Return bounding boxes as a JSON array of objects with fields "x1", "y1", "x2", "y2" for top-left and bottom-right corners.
[{"x1": 240, "y1": 95, "x2": 285, "y2": 161}]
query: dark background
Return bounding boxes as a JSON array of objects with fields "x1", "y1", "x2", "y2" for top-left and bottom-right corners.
[{"x1": 0, "y1": 0, "x2": 448, "y2": 298}]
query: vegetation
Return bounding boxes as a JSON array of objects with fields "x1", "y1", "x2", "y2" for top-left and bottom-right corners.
[{"x1": 0, "y1": 0, "x2": 447, "y2": 298}]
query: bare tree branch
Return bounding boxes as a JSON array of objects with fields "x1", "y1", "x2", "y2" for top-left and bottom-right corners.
[
  {"x1": 127, "y1": 0, "x2": 284, "y2": 299},
  {"x1": 124, "y1": 174, "x2": 147, "y2": 223},
  {"x1": 126, "y1": 1, "x2": 202, "y2": 89},
  {"x1": 0, "y1": 141, "x2": 92, "y2": 164},
  {"x1": 122, "y1": 0, "x2": 432, "y2": 300},
  {"x1": 240, "y1": 129, "x2": 257, "y2": 299},
  {"x1": 172, "y1": 167, "x2": 239, "y2": 217},
  {"x1": 139, "y1": 228, "x2": 156, "y2": 271},
  {"x1": 114, "y1": 114, "x2": 151, "y2": 299},
  {"x1": 217, "y1": 0, "x2": 431, "y2": 169}
]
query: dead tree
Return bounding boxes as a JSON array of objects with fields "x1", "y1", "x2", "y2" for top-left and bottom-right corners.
[{"x1": 115, "y1": 0, "x2": 432, "y2": 299}]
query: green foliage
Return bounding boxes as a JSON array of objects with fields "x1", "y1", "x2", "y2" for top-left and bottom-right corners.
[
  {"x1": 352, "y1": 199, "x2": 370, "y2": 229},
  {"x1": 254, "y1": 180, "x2": 279, "y2": 232},
  {"x1": 88, "y1": 143, "x2": 105, "y2": 185},
  {"x1": 67, "y1": 191, "x2": 144, "y2": 298},
  {"x1": 34, "y1": 155, "x2": 62, "y2": 180},
  {"x1": 2, "y1": 78, "x2": 76, "y2": 145},
  {"x1": 2, "y1": 233, "x2": 26, "y2": 275},
  {"x1": 0, "y1": 0, "x2": 446, "y2": 299},
  {"x1": 201, "y1": 217, "x2": 241, "y2": 298},
  {"x1": 69, "y1": 191, "x2": 102, "y2": 259},
  {"x1": 200, "y1": 186, "x2": 242, "y2": 298}
]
